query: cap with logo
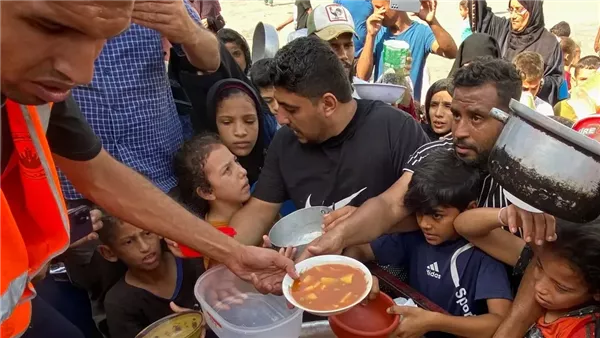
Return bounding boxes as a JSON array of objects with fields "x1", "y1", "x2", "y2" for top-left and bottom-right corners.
[{"x1": 307, "y1": 4, "x2": 356, "y2": 41}]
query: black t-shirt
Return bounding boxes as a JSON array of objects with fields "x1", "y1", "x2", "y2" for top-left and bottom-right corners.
[
  {"x1": 104, "y1": 257, "x2": 205, "y2": 338},
  {"x1": 1, "y1": 95, "x2": 102, "y2": 173},
  {"x1": 253, "y1": 99, "x2": 429, "y2": 209},
  {"x1": 295, "y1": 0, "x2": 311, "y2": 30}
]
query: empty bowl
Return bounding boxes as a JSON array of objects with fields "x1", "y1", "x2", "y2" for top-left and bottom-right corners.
[
  {"x1": 268, "y1": 206, "x2": 330, "y2": 256},
  {"x1": 282, "y1": 255, "x2": 373, "y2": 316},
  {"x1": 328, "y1": 292, "x2": 399, "y2": 338},
  {"x1": 135, "y1": 311, "x2": 205, "y2": 338},
  {"x1": 353, "y1": 83, "x2": 406, "y2": 104}
]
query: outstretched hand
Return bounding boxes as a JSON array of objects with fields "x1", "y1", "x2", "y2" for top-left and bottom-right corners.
[{"x1": 499, "y1": 205, "x2": 556, "y2": 245}]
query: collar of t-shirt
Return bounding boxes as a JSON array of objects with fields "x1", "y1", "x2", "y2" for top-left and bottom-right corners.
[{"x1": 318, "y1": 100, "x2": 371, "y2": 149}]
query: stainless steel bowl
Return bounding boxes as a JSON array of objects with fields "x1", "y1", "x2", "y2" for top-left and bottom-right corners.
[
  {"x1": 268, "y1": 206, "x2": 331, "y2": 256},
  {"x1": 252, "y1": 22, "x2": 279, "y2": 63}
]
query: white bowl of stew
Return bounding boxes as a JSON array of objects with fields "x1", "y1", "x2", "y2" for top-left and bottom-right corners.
[{"x1": 282, "y1": 255, "x2": 372, "y2": 316}]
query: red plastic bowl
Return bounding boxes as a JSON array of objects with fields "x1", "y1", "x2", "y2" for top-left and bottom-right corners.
[{"x1": 328, "y1": 292, "x2": 399, "y2": 338}]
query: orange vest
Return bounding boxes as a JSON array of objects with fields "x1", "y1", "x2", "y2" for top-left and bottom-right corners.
[{"x1": 0, "y1": 101, "x2": 70, "y2": 338}]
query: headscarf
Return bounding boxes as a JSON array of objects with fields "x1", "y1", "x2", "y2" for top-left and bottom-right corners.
[
  {"x1": 421, "y1": 79, "x2": 453, "y2": 141},
  {"x1": 217, "y1": 28, "x2": 252, "y2": 75},
  {"x1": 448, "y1": 33, "x2": 500, "y2": 77},
  {"x1": 505, "y1": 0, "x2": 546, "y2": 61},
  {"x1": 206, "y1": 79, "x2": 266, "y2": 184}
]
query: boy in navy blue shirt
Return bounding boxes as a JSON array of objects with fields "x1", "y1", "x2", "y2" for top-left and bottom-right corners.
[{"x1": 345, "y1": 148, "x2": 513, "y2": 338}]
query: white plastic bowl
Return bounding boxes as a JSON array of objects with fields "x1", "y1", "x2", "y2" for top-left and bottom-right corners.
[
  {"x1": 353, "y1": 83, "x2": 406, "y2": 104},
  {"x1": 282, "y1": 255, "x2": 372, "y2": 317}
]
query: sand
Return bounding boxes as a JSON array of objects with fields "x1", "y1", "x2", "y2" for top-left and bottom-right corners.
[{"x1": 219, "y1": 0, "x2": 600, "y2": 83}]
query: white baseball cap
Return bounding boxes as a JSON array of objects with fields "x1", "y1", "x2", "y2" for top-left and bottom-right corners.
[{"x1": 307, "y1": 4, "x2": 356, "y2": 41}]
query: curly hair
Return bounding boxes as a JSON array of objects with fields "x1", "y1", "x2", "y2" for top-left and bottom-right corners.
[
  {"x1": 548, "y1": 218, "x2": 600, "y2": 296},
  {"x1": 174, "y1": 133, "x2": 223, "y2": 215}
]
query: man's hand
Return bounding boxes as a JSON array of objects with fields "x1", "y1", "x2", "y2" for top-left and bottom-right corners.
[
  {"x1": 388, "y1": 306, "x2": 433, "y2": 338},
  {"x1": 225, "y1": 245, "x2": 299, "y2": 295},
  {"x1": 500, "y1": 205, "x2": 557, "y2": 245},
  {"x1": 133, "y1": 0, "x2": 199, "y2": 45},
  {"x1": 367, "y1": 6, "x2": 386, "y2": 37},
  {"x1": 322, "y1": 206, "x2": 357, "y2": 232},
  {"x1": 415, "y1": 0, "x2": 437, "y2": 24},
  {"x1": 296, "y1": 227, "x2": 345, "y2": 262},
  {"x1": 70, "y1": 209, "x2": 103, "y2": 248}
]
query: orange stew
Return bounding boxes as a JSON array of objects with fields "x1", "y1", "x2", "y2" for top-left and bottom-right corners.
[{"x1": 291, "y1": 264, "x2": 367, "y2": 311}]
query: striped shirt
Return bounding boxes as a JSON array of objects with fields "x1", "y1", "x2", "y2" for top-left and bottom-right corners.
[{"x1": 403, "y1": 138, "x2": 509, "y2": 209}]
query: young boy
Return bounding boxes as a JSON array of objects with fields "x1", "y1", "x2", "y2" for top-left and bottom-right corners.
[
  {"x1": 345, "y1": 148, "x2": 513, "y2": 338},
  {"x1": 99, "y1": 215, "x2": 205, "y2": 338},
  {"x1": 249, "y1": 58, "x2": 279, "y2": 115},
  {"x1": 513, "y1": 51, "x2": 555, "y2": 116},
  {"x1": 550, "y1": 21, "x2": 571, "y2": 39},
  {"x1": 573, "y1": 55, "x2": 600, "y2": 87}
]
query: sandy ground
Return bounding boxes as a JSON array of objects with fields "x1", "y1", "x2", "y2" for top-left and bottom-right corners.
[{"x1": 219, "y1": 0, "x2": 600, "y2": 83}]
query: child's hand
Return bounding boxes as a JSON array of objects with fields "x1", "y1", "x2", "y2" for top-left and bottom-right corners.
[
  {"x1": 262, "y1": 235, "x2": 297, "y2": 260},
  {"x1": 165, "y1": 238, "x2": 185, "y2": 258},
  {"x1": 500, "y1": 205, "x2": 557, "y2": 245},
  {"x1": 170, "y1": 301, "x2": 192, "y2": 313},
  {"x1": 387, "y1": 306, "x2": 433, "y2": 338},
  {"x1": 367, "y1": 275, "x2": 380, "y2": 301}
]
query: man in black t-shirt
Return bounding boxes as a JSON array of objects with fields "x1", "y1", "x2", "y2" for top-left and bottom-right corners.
[{"x1": 230, "y1": 37, "x2": 429, "y2": 246}]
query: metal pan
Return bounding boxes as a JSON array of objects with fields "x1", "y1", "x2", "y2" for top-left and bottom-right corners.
[{"x1": 252, "y1": 22, "x2": 279, "y2": 63}]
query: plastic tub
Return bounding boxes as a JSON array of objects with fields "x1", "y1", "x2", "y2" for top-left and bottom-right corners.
[{"x1": 195, "y1": 265, "x2": 303, "y2": 338}]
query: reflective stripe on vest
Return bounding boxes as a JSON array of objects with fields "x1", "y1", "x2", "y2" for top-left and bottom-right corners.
[{"x1": 0, "y1": 274, "x2": 27, "y2": 322}]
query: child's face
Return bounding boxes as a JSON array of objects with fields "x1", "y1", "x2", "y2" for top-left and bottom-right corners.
[
  {"x1": 533, "y1": 249, "x2": 598, "y2": 311},
  {"x1": 216, "y1": 93, "x2": 259, "y2": 157},
  {"x1": 575, "y1": 68, "x2": 596, "y2": 87},
  {"x1": 416, "y1": 206, "x2": 461, "y2": 245},
  {"x1": 225, "y1": 42, "x2": 247, "y2": 72},
  {"x1": 100, "y1": 221, "x2": 163, "y2": 271},
  {"x1": 522, "y1": 77, "x2": 542, "y2": 98},
  {"x1": 459, "y1": 5, "x2": 468, "y2": 19},
  {"x1": 201, "y1": 144, "x2": 251, "y2": 204},
  {"x1": 259, "y1": 86, "x2": 279, "y2": 115}
]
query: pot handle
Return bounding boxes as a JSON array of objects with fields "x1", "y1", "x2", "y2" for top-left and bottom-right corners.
[{"x1": 489, "y1": 108, "x2": 510, "y2": 124}]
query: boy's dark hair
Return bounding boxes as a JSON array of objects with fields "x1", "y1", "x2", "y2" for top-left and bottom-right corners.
[
  {"x1": 550, "y1": 21, "x2": 571, "y2": 38},
  {"x1": 513, "y1": 51, "x2": 544, "y2": 81},
  {"x1": 217, "y1": 28, "x2": 252, "y2": 74},
  {"x1": 548, "y1": 218, "x2": 600, "y2": 295},
  {"x1": 575, "y1": 55, "x2": 600, "y2": 77},
  {"x1": 272, "y1": 36, "x2": 353, "y2": 103},
  {"x1": 559, "y1": 37, "x2": 578, "y2": 67},
  {"x1": 97, "y1": 214, "x2": 123, "y2": 246},
  {"x1": 174, "y1": 133, "x2": 223, "y2": 215},
  {"x1": 249, "y1": 58, "x2": 276, "y2": 89},
  {"x1": 549, "y1": 115, "x2": 575, "y2": 128},
  {"x1": 453, "y1": 57, "x2": 522, "y2": 111},
  {"x1": 459, "y1": 0, "x2": 467, "y2": 8},
  {"x1": 404, "y1": 148, "x2": 481, "y2": 215}
]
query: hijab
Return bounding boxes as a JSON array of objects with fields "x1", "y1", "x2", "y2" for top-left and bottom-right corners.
[
  {"x1": 206, "y1": 79, "x2": 266, "y2": 184},
  {"x1": 421, "y1": 79, "x2": 453, "y2": 141},
  {"x1": 505, "y1": 0, "x2": 546, "y2": 61},
  {"x1": 448, "y1": 33, "x2": 500, "y2": 77}
]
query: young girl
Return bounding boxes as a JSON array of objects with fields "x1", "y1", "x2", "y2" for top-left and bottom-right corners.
[
  {"x1": 206, "y1": 78, "x2": 270, "y2": 185},
  {"x1": 421, "y1": 78, "x2": 453, "y2": 141},
  {"x1": 217, "y1": 28, "x2": 252, "y2": 75},
  {"x1": 454, "y1": 210, "x2": 600, "y2": 337},
  {"x1": 174, "y1": 134, "x2": 251, "y2": 266}
]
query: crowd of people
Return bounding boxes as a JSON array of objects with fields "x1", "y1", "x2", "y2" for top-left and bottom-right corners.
[{"x1": 2, "y1": 0, "x2": 600, "y2": 338}]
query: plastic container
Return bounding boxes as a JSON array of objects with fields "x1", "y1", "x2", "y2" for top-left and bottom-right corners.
[
  {"x1": 573, "y1": 114, "x2": 600, "y2": 140},
  {"x1": 194, "y1": 265, "x2": 303, "y2": 338},
  {"x1": 328, "y1": 292, "x2": 399, "y2": 338}
]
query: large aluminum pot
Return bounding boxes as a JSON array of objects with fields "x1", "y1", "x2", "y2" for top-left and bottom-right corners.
[
  {"x1": 252, "y1": 22, "x2": 279, "y2": 63},
  {"x1": 268, "y1": 206, "x2": 331, "y2": 256},
  {"x1": 488, "y1": 99, "x2": 600, "y2": 223}
]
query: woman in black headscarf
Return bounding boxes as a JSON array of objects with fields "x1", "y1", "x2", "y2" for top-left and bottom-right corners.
[
  {"x1": 448, "y1": 33, "x2": 501, "y2": 77},
  {"x1": 468, "y1": 0, "x2": 563, "y2": 105},
  {"x1": 421, "y1": 79, "x2": 453, "y2": 141},
  {"x1": 205, "y1": 79, "x2": 267, "y2": 184}
]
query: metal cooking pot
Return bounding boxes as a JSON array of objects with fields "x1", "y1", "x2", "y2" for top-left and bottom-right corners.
[
  {"x1": 488, "y1": 99, "x2": 600, "y2": 223},
  {"x1": 268, "y1": 206, "x2": 331, "y2": 256},
  {"x1": 252, "y1": 22, "x2": 279, "y2": 63}
]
